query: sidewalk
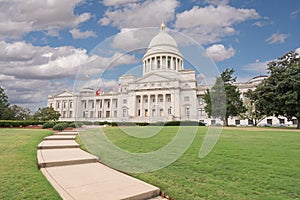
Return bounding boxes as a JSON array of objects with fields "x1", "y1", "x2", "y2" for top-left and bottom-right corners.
[{"x1": 37, "y1": 131, "x2": 162, "y2": 200}]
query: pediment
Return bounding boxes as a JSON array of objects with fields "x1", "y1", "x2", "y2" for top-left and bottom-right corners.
[
  {"x1": 54, "y1": 91, "x2": 73, "y2": 98},
  {"x1": 134, "y1": 73, "x2": 174, "y2": 84}
]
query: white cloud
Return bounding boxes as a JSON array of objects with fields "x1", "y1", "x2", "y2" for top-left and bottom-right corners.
[
  {"x1": 242, "y1": 60, "x2": 269, "y2": 74},
  {"x1": 290, "y1": 10, "x2": 299, "y2": 19},
  {"x1": 296, "y1": 47, "x2": 300, "y2": 54},
  {"x1": 0, "y1": 41, "x2": 93, "y2": 79},
  {"x1": 0, "y1": 40, "x2": 140, "y2": 111},
  {"x1": 266, "y1": 33, "x2": 288, "y2": 44},
  {"x1": 70, "y1": 28, "x2": 97, "y2": 39},
  {"x1": 99, "y1": 0, "x2": 179, "y2": 28},
  {"x1": 102, "y1": 0, "x2": 140, "y2": 7},
  {"x1": 0, "y1": 0, "x2": 91, "y2": 39},
  {"x1": 111, "y1": 28, "x2": 157, "y2": 51},
  {"x1": 203, "y1": 0, "x2": 229, "y2": 6},
  {"x1": 204, "y1": 44, "x2": 235, "y2": 62},
  {"x1": 174, "y1": 4, "x2": 260, "y2": 44}
]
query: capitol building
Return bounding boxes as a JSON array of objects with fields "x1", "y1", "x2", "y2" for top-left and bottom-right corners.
[{"x1": 48, "y1": 24, "x2": 295, "y2": 126}]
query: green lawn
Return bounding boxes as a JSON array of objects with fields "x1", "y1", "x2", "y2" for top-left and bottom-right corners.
[
  {"x1": 0, "y1": 129, "x2": 61, "y2": 200},
  {"x1": 79, "y1": 126, "x2": 300, "y2": 200}
]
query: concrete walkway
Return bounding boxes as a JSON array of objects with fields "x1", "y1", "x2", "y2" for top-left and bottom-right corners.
[{"x1": 37, "y1": 131, "x2": 162, "y2": 200}]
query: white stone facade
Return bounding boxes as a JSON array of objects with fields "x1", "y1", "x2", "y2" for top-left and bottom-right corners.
[{"x1": 47, "y1": 24, "x2": 296, "y2": 127}]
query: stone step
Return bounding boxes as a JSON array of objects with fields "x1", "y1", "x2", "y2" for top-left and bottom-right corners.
[
  {"x1": 41, "y1": 163, "x2": 160, "y2": 200},
  {"x1": 37, "y1": 148, "x2": 99, "y2": 168},
  {"x1": 53, "y1": 131, "x2": 78, "y2": 136},
  {"x1": 37, "y1": 140, "x2": 80, "y2": 149},
  {"x1": 44, "y1": 135, "x2": 76, "y2": 140}
]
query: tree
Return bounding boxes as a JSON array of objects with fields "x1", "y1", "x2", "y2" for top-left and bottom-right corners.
[
  {"x1": 244, "y1": 89, "x2": 265, "y2": 126},
  {"x1": 251, "y1": 51, "x2": 300, "y2": 129},
  {"x1": 0, "y1": 86, "x2": 11, "y2": 120},
  {"x1": 33, "y1": 107, "x2": 60, "y2": 121},
  {"x1": 9, "y1": 105, "x2": 31, "y2": 120},
  {"x1": 204, "y1": 68, "x2": 246, "y2": 126}
]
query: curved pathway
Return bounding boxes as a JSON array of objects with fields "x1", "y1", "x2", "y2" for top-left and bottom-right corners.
[{"x1": 37, "y1": 131, "x2": 163, "y2": 200}]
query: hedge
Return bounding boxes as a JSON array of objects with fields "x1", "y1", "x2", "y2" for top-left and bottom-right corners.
[{"x1": 0, "y1": 120, "x2": 44, "y2": 127}]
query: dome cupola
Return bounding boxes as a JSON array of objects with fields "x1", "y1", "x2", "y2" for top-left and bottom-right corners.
[{"x1": 142, "y1": 23, "x2": 184, "y2": 75}]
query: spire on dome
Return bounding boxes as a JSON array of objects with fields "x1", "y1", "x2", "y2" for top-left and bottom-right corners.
[{"x1": 160, "y1": 22, "x2": 166, "y2": 31}]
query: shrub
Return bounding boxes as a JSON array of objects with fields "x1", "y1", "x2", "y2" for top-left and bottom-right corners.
[
  {"x1": 42, "y1": 121, "x2": 57, "y2": 129},
  {"x1": 52, "y1": 123, "x2": 69, "y2": 131},
  {"x1": 0, "y1": 120, "x2": 43, "y2": 127}
]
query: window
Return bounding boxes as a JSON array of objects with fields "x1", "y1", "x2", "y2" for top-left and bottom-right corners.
[
  {"x1": 168, "y1": 107, "x2": 172, "y2": 115},
  {"x1": 84, "y1": 101, "x2": 87, "y2": 109},
  {"x1": 115, "y1": 101, "x2": 118, "y2": 108},
  {"x1": 123, "y1": 99, "x2": 127, "y2": 104},
  {"x1": 100, "y1": 100, "x2": 102, "y2": 108},
  {"x1": 63, "y1": 101, "x2": 67, "y2": 108},
  {"x1": 123, "y1": 109, "x2": 128, "y2": 117},
  {"x1": 292, "y1": 119, "x2": 298, "y2": 125},
  {"x1": 107, "y1": 101, "x2": 110, "y2": 108},
  {"x1": 114, "y1": 110, "x2": 117, "y2": 117},
  {"x1": 90, "y1": 111, "x2": 93, "y2": 118},
  {"x1": 198, "y1": 108, "x2": 205, "y2": 116},
  {"x1": 185, "y1": 107, "x2": 190, "y2": 118},
  {"x1": 152, "y1": 109, "x2": 156, "y2": 117},
  {"x1": 138, "y1": 109, "x2": 141, "y2": 116},
  {"x1": 152, "y1": 98, "x2": 155, "y2": 102},
  {"x1": 167, "y1": 97, "x2": 171, "y2": 102},
  {"x1": 69, "y1": 111, "x2": 72, "y2": 118},
  {"x1": 235, "y1": 120, "x2": 240, "y2": 125},
  {"x1": 160, "y1": 109, "x2": 164, "y2": 117},
  {"x1": 167, "y1": 57, "x2": 171, "y2": 69},
  {"x1": 160, "y1": 98, "x2": 163, "y2": 102},
  {"x1": 57, "y1": 102, "x2": 60, "y2": 109},
  {"x1": 248, "y1": 119, "x2": 253, "y2": 125},
  {"x1": 145, "y1": 109, "x2": 148, "y2": 117},
  {"x1": 211, "y1": 119, "x2": 216, "y2": 125},
  {"x1": 106, "y1": 111, "x2": 110, "y2": 118},
  {"x1": 279, "y1": 118, "x2": 285, "y2": 124},
  {"x1": 63, "y1": 111, "x2": 66, "y2": 118},
  {"x1": 198, "y1": 97, "x2": 204, "y2": 105},
  {"x1": 92, "y1": 102, "x2": 94, "y2": 109},
  {"x1": 267, "y1": 119, "x2": 272, "y2": 125},
  {"x1": 138, "y1": 99, "x2": 141, "y2": 103},
  {"x1": 145, "y1": 98, "x2": 148, "y2": 103},
  {"x1": 70, "y1": 101, "x2": 73, "y2": 108},
  {"x1": 184, "y1": 96, "x2": 189, "y2": 101},
  {"x1": 82, "y1": 112, "x2": 86, "y2": 118},
  {"x1": 157, "y1": 58, "x2": 161, "y2": 69},
  {"x1": 50, "y1": 103, "x2": 53, "y2": 108},
  {"x1": 98, "y1": 111, "x2": 101, "y2": 118}
]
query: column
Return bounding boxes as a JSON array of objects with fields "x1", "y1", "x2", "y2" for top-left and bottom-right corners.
[
  {"x1": 163, "y1": 93, "x2": 166, "y2": 117},
  {"x1": 159, "y1": 56, "x2": 162, "y2": 70},
  {"x1": 155, "y1": 94, "x2": 158, "y2": 117},
  {"x1": 110, "y1": 98, "x2": 113, "y2": 118},
  {"x1": 149, "y1": 58, "x2": 152, "y2": 73},
  {"x1": 154, "y1": 56, "x2": 157, "y2": 70},
  {"x1": 140, "y1": 95, "x2": 143, "y2": 117},
  {"x1": 133, "y1": 95, "x2": 136, "y2": 117},
  {"x1": 147, "y1": 95, "x2": 150, "y2": 118}
]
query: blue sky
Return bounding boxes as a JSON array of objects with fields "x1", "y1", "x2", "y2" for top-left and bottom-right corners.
[{"x1": 0, "y1": 0, "x2": 299, "y2": 111}]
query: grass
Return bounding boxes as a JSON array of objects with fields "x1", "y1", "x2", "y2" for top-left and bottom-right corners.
[
  {"x1": 78, "y1": 126, "x2": 300, "y2": 200},
  {"x1": 0, "y1": 128, "x2": 61, "y2": 200}
]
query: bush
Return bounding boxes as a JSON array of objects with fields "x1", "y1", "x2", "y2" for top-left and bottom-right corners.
[
  {"x1": 0, "y1": 120, "x2": 43, "y2": 127},
  {"x1": 52, "y1": 123, "x2": 65, "y2": 131},
  {"x1": 52, "y1": 122, "x2": 69, "y2": 131},
  {"x1": 69, "y1": 122, "x2": 83, "y2": 128},
  {"x1": 42, "y1": 121, "x2": 57, "y2": 129}
]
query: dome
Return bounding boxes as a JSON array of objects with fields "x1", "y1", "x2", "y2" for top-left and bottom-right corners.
[
  {"x1": 144, "y1": 23, "x2": 182, "y2": 57},
  {"x1": 247, "y1": 75, "x2": 268, "y2": 84}
]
